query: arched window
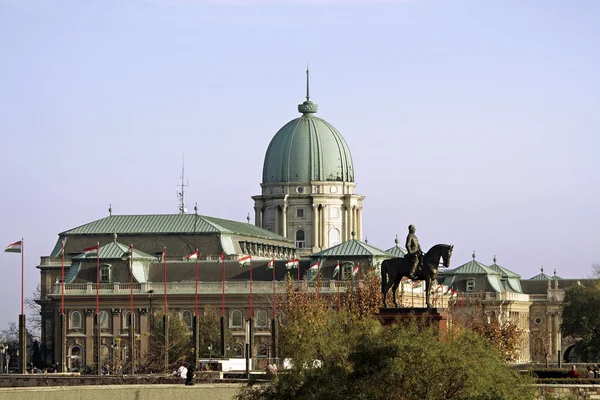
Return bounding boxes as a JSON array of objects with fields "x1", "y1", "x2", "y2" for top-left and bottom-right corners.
[
  {"x1": 123, "y1": 310, "x2": 136, "y2": 329},
  {"x1": 329, "y1": 228, "x2": 340, "y2": 247},
  {"x1": 181, "y1": 310, "x2": 193, "y2": 329},
  {"x1": 255, "y1": 310, "x2": 268, "y2": 328},
  {"x1": 256, "y1": 344, "x2": 269, "y2": 358},
  {"x1": 69, "y1": 311, "x2": 82, "y2": 330},
  {"x1": 98, "y1": 310, "x2": 109, "y2": 330},
  {"x1": 234, "y1": 344, "x2": 244, "y2": 358},
  {"x1": 295, "y1": 229, "x2": 306, "y2": 249},
  {"x1": 100, "y1": 344, "x2": 110, "y2": 368},
  {"x1": 230, "y1": 309, "x2": 243, "y2": 328},
  {"x1": 69, "y1": 345, "x2": 83, "y2": 371}
]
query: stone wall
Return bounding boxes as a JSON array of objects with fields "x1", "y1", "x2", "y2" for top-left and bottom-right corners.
[
  {"x1": 0, "y1": 383, "x2": 242, "y2": 400},
  {"x1": 535, "y1": 384, "x2": 600, "y2": 399}
]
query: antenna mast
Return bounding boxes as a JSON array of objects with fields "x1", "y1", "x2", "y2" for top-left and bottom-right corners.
[{"x1": 177, "y1": 155, "x2": 189, "y2": 214}]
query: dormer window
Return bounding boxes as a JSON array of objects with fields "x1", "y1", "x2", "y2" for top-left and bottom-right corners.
[
  {"x1": 100, "y1": 265, "x2": 111, "y2": 283},
  {"x1": 466, "y1": 279, "x2": 475, "y2": 292}
]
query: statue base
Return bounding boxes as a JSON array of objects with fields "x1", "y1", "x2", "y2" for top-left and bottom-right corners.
[{"x1": 376, "y1": 308, "x2": 449, "y2": 332}]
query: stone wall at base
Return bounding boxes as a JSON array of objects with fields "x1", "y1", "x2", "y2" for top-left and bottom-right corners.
[
  {"x1": 535, "y1": 384, "x2": 600, "y2": 399},
  {"x1": 0, "y1": 383, "x2": 242, "y2": 400},
  {"x1": 0, "y1": 373, "x2": 227, "y2": 387}
]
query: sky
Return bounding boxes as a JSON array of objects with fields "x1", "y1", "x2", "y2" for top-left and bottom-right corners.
[{"x1": 0, "y1": 0, "x2": 598, "y2": 330}]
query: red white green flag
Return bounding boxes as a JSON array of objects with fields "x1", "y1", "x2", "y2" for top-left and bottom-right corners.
[
  {"x1": 333, "y1": 262, "x2": 340, "y2": 278},
  {"x1": 186, "y1": 251, "x2": 198, "y2": 261},
  {"x1": 352, "y1": 265, "x2": 359, "y2": 276},
  {"x1": 238, "y1": 254, "x2": 252, "y2": 266},
  {"x1": 83, "y1": 244, "x2": 99, "y2": 256},
  {"x1": 285, "y1": 259, "x2": 299, "y2": 270},
  {"x1": 308, "y1": 261, "x2": 319, "y2": 272},
  {"x1": 4, "y1": 241, "x2": 22, "y2": 253},
  {"x1": 267, "y1": 258, "x2": 274, "y2": 269},
  {"x1": 218, "y1": 253, "x2": 225, "y2": 263}
]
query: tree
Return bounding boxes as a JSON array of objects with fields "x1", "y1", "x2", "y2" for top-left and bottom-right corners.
[
  {"x1": 561, "y1": 281, "x2": 600, "y2": 361},
  {"x1": 196, "y1": 305, "x2": 236, "y2": 359},
  {"x1": 24, "y1": 284, "x2": 42, "y2": 336},
  {"x1": 237, "y1": 304, "x2": 533, "y2": 400},
  {"x1": 144, "y1": 310, "x2": 194, "y2": 372}
]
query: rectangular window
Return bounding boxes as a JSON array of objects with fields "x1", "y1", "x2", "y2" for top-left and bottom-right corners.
[
  {"x1": 100, "y1": 265, "x2": 111, "y2": 283},
  {"x1": 296, "y1": 208, "x2": 304, "y2": 218},
  {"x1": 466, "y1": 279, "x2": 475, "y2": 292}
]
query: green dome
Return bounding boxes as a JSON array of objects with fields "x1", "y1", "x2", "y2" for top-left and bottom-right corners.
[{"x1": 262, "y1": 100, "x2": 355, "y2": 184}]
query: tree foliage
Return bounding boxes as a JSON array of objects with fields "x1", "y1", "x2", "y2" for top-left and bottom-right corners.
[
  {"x1": 144, "y1": 310, "x2": 193, "y2": 372},
  {"x1": 561, "y1": 281, "x2": 600, "y2": 361}
]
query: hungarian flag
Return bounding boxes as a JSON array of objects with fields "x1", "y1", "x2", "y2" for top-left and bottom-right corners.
[
  {"x1": 5, "y1": 241, "x2": 22, "y2": 253},
  {"x1": 308, "y1": 261, "x2": 319, "y2": 272},
  {"x1": 238, "y1": 254, "x2": 252, "y2": 266},
  {"x1": 435, "y1": 285, "x2": 444, "y2": 293},
  {"x1": 333, "y1": 263, "x2": 340, "y2": 278},
  {"x1": 218, "y1": 253, "x2": 225, "y2": 263},
  {"x1": 450, "y1": 290, "x2": 458, "y2": 299},
  {"x1": 160, "y1": 248, "x2": 166, "y2": 262},
  {"x1": 352, "y1": 265, "x2": 359, "y2": 276},
  {"x1": 401, "y1": 276, "x2": 410, "y2": 282},
  {"x1": 285, "y1": 259, "x2": 299, "y2": 270},
  {"x1": 267, "y1": 258, "x2": 274, "y2": 269},
  {"x1": 83, "y1": 244, "x2": 99, "y2": 256},
  {"x1": 412, "y1": 280, "x2": 423, "y2": 287},
  {"x1": 186, "y1": 251, "x2": 198, "y2": 261}
]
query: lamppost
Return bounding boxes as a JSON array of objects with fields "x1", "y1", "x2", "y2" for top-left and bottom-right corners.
[
  {"x1": 0, "y1": 343, "x2": 7, "y2": 374},
  {"x1": 208, "y1": 343, "x2": 213, "y2": 359}
]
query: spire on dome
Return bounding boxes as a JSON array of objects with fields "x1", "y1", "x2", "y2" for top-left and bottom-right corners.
[{"x1": 298, "y1": 67, "x2": 318, "y2": 115}]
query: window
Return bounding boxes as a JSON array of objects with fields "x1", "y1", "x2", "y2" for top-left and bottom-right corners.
[
  {"x1": 69, "y1": 311, "x2": 82, "y2": 330},
  {"x1": 100, "y1": 344, "x2": 110, "y2": 367},
  {"x1": 296, "y1": 186, "x2": 304, "y2": 194},
  {"x1": 257, "y1": 345, "x2": 269, "y2": 358},
  {"x1": 234, "y1": 344, "x2": 244, "y2": 358},
  {"x1": 181, "y1": 310, "x2": 193, "y2": 329},
  {"x1": 466, "y1": 279, "x2": 475, "y2": 292},
  {"x1": 329, "y1": 228, "x2": 340, "y2": 247},
  {"x1": 230, "y1": 309, "x2": 243, "y2": 328},
  {"x1": 100, "y1": 265, "x2": 111, "y2": 283},
  {"x1": 98, "y1": 310, "x2": 109, "y2": 330},
  {"x1": 69, "y1": 345, "x2": 83, "y2": 371},
  {"x1": 330, "y1": 207, "x2": 339, "y2": 218},
  {"x1": 296, "y1": 208, "x2": 304, "y2": 218},
  {"x1": 255, "y1": 310, "x2": 269, "y2": 328},
  {"x1": 123, "y1": 311, "x2": 136, "y2": 329},
  {"x1": 295, "y1": 229, "x2": 306, "y2": 249}
]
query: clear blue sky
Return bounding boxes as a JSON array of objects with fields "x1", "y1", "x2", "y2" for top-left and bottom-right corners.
[{"x1": 1, "y1": 0, "x2": 598, "y2": 329}]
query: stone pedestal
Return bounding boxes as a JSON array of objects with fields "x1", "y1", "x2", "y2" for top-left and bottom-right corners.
[{"x1": 376, "y1": 308, "x2": 449, "y2": 332}]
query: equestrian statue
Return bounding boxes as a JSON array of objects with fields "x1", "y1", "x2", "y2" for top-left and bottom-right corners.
[{"x1": 381, "y1": 225, "x2": 453, "y2": 309}]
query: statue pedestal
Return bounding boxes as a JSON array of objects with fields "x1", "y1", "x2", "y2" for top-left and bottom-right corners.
[{"x1": 376, "y1": 308, "x2": 449, "y2": 332}]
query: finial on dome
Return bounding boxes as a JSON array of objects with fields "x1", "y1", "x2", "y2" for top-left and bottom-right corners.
[
  {"x1": 247, "y1": 213, "x2": 250, "y2": 223},
  {"x1": 365, "y1": 236, "x2": 368, "y2": 244},
  {"x1": 113, "y1": 233, "x2": 117, "y2": 242},
  {"x1": 109, "y1": 204, "x2": 112, "y2": 216},
  {"x1": 351, "y1": 231, "x2": 355, "y2": 239},
  {"x1": 395, "y1": 234, "x2": 399, "y2": 245},
  {"x1": 472, "y1": 251, "x2": 476, "y2": 260},
  {"x1": 298, "y1": 68, "x2": 318, "y2": 115},
  {"x1": 194, "y1": 202, "x2": 198, "y2": 215},
  {"x1": 493, "y1": 255, "x2": 497, "y2": 264},
  {"x1": 554, "y1": 268, "x2": 557, "y2": 276},
  {"x1": 541, "y1": 266, "x2": 544, "y2": 273},
  {"x1": 306, "y1": 65, "x2": 310, "y2": 102}
]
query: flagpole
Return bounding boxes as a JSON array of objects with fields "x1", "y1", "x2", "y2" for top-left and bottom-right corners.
[
  {"x1": 96, "y1": 242, "x2": 100, "y2": 315},
  {"x1": 163, "y1": 247, "x2": 167, "y2": 315},
  {"x1": 317, "y1": 260, "x2": 321, "y2": 300},
  {"x1": 61, "y1": 239, "x2": 65, "y2": 315},
  {"x1": 21, "y1": 238, "x2": 24, "y2": 316},
  {"x1": 221, "y1": 253, "x2": 225, "y2": 318},
  {"x1": 249, "y1": 255, "x2": 253, "y2": 318},
  {"x1": 272, "y1": 259, "x2": 276, "y2": 320},
  {"x1": 129, "y1": 245, "x2": 134, "y2": 315},
  {"x1": 297, "y1": 260, "x2": 300, "y2": 289},
  {"x1": 195, "y1": 248, "x2": 199, "y2": 318},
  {"x1": 337, "y1": 262, "x2": 340, "y2": 312}
]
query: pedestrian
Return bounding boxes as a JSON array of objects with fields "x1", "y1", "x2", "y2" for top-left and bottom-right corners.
[
  {"x1": 177, "y1": 363, "x2": 188, "y2": 379},
  {"x1": 567, "y1": 365, "x2": 580, "y2": 378},
  {"x1": 185, "y1": 365, "x2": 195, "y2": 386},
  {"x1": 594, "y1": 365, "x2": 599, "y2": 378},
  {"x1": 587, "y1": 366, "x2": 594, "y2": 378}
]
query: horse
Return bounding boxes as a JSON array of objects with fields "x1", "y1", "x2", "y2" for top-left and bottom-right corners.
[{"x1": 381, "y1": 244, "x2": 453, "y2": 309}]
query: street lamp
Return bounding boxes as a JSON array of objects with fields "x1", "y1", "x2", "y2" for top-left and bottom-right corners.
[
  {"x1": 208, "y1": 344, "x2": 213, "y2": 359},
  {"x1": 0, "y1": 343, "x2": 7, "y2": 374}
]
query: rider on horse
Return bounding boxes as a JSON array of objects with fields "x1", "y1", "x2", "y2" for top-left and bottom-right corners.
[{"x1": 405, "y1": 224, "x2": 423, "y2": 280}]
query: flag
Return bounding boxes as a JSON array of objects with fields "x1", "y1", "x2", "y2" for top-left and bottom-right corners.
[
  {"x1": 450, "y1": 290, "x2": 458, "y2": 299},
  {"x1": 186, "y1": 251, "x2": 198, "y2": 261},
  {"x1": 285, "y1": 259, "x2": 299, "y2": 270},
  {"x1": 160, "y1": 248, "x2": 166, "y2": 262},
  {"x1": 83, "y1": 244, "x2": 99, "y2": 256},
  {"x1": 238, "y1": 254, "x2": 252, "y2": 266},
  {"x1": 5, "y1": 241, "x2": 22, "y2": 253},
  {"x1": 435, "y1": 285, "x2": 444, "y2": 293},
  {"x1": 308, "y1": 261, "x2": 319, "y2": 272},
  {"x1": 218, "y1": 253, "x2": 225, "y2": 263},
  {"x1": 333, "y1": 263, "x2": 340, "y2": 278},
  {"x1": 401, "y1": 276, "x2": 410, "y2": 283},
  {"x1": 412, "y1": 280, "x2": 423, "y2": 287},
  {"x1": 267, "y1": 258, "x2": 274, "y2": 269},
  {"x1": 352, "y1": 265, "x2": 359, "y2": 276}
]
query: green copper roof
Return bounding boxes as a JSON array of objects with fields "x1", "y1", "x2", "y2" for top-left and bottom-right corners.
[
  {"x1": 73, "y1": 241, "x2": 157, "y2": 261},
  {"x1": 447, "y1": 258, "x2": 500, "y2": 276},
  {"x1": 61, "y1": 214, "x2": 292, "y2": 243},
  {"x1": 386, "y1": 245, "x2": 407, "y2": 258},
  {"x1": 529, "y1": 267, "x2": 563, "y2": 280},
  {"x1": 262, "y1": 71, "x2": 354, "y2": 184},
  {"x1": 313, "y1": 239, "x2": 392, "y2": 257},
  {"x1": 488, "y1": 257, "x2": 521, "y2": 278}
]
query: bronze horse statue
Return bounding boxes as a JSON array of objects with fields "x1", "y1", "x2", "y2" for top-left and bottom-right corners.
[{"x1": 381, "y1": 244, "x2": 453, "y2": 309}]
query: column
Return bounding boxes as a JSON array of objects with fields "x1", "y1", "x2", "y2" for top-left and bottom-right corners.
[
  {"x1": 254, "y1": 206, "x2": 261, "y2": 228},
  {"x1": 348, "y1": 205, "x2": 354, "y2": 238},
  {"x1": 282, "y1": 205, "x2": 287, "y2": 238},
  {"x1": 342, "y1": 206, "x2": 347, "y2": 242},
  {"x1": 321, "y1": 205, "x2": 327, "y2": 249},
  {"x1": 546, "y1": 312, "x2": 552, "y2": 357},
  {"x1": 357, "y1": 206, "x2": 363, "y2": 241},
  {"x1": 274, "y1": 205, "x2": 280, "y2": 236},
  {"x1": 312, "y1": 205, "x2": 319, "y2": 250},
  {"x1": 552, "y1": 313, "x2": 559, "y2": 355}
]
